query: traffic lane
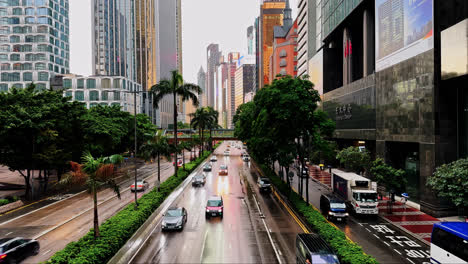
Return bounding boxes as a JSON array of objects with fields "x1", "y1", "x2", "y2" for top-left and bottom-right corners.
[
  {"x1": 0, "y1": 162, "x2": 173, "y2": 238},
  {"x1": 131, "y1": 154, "x2": 261, "y2": 263},
  {"x1": 285, "y1": 165, "x2": 428, "y2": 264},
  {"x1": 244, "y1": 160, "x2": 304, "y2": 263}
]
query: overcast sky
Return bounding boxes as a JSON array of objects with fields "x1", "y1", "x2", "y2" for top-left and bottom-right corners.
[{"x1": 70, "y1": 0, "x2": 298, "y2": 83}]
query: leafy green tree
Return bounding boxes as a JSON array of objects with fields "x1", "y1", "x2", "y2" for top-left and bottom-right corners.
[
  {"x1": 190, "y1": 107, "x2": 217, "y2": 156},
  {"x1": 139, "y1": 136, "x2": 171, "y2": 191},
  {"x1": 204, "y1": 107, "x2": 220, "y2": 151},
  {"x1": 233, "y1": 102, "x2": 255, "y2": 142},
  {"x1": 60, "y1": 152, "x2": 123, "y2": 238},
  {"x1": 427, "y1": 158, "x2": 468, "y2": 209},
  {"x1": 336, "y1": 146, "x2": 371, "y2": 174},
  {"x1": 370, "y1": 158, "x2": 406, "y2": 193},
  {"x1": 150, "y1": 70, "x2": 201, "y2": 177},
  {"x1": 177, "y1": 121, "x2": 190, "y2": 129}
]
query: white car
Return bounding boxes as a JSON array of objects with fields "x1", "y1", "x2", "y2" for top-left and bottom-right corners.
[
  {"x1": 131, "y1": 180, "x2": 149, "y2": 192},
  {"x1": 224, "y1": 150, "x2": 230, "y2": 156},
  {"x1": 210, "y1": 156, "x2": 217, "y2": 162}
]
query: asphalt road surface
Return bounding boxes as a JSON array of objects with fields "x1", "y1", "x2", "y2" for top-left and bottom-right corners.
[
  {"x1": 130, "y1": 141, "x2": 305, "y2": 264},
  {"x1": 0, "y1": 154, "x2": 194, "y2": 263}
]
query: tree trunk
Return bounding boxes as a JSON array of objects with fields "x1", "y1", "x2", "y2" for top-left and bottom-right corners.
[
  {"x1": 201, "y1": 128, "x2": 204, "y2": 157},
  {"x1": 24, "y1": 169, "x2": 31, "y2": 200},
  {"x1": 199, "y1": 128, "x2": 202, "y2": 157},
  {"x1": 157, "y1": 153, "x2": 161, "y2": 191},
  {"x1": 173, "y1": 92, "x2": 178, "y2": 177},
  {"x1": 182, "y1": 149, "x2": 185, "y2": 170},
  {"x1": 210, "y1": 129, "x2": 213, "y2": 151},
  {"x1": 286, "y1": 166, "x2": 291, "y2": 197},
  {"x1": 304, "y1": 161, "x2": 309, "y2": 204},
  {"x1": 93, "y1": 182, "x2": 100, "y2": 238}
]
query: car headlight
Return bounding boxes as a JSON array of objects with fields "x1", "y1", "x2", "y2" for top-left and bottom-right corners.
[
  {"x1": 344, "y1": 213, "x2": 349, "y2": 216},
  {"x1": 206, "y1": 209, "x2": 209, "y2": 212},
  {"x1": 218, "y1": 209, "x2": 222, "y2": 212},
  {"x1": 162, "y1": 221, "x2": 167, "y2": 226},
  {"x1": 328, "y1": 211, "x2": 334, "y2": 215},
  {"x1": 177, "y1": 219, "x2": 183, "y2": 226}
]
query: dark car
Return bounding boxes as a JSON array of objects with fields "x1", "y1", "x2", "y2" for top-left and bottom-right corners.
[
  {"x1": 192, "y1": 174, "x2": 206, "y2": 187},
  {"x1": 203, "y1": 164, "x2": 212, "y2": 172},
  {"x1": 205, "y1": 196, "x2": 223, "y2": 219},
  {"x1": 162, "y1": 207, "x2": 187, "y2": 231},
  {"x1": 257, "y1": 177, "x2": 271, "y2": 193},
  {"x1": 296, "y1": 233, "x2": 340, "y2": 264},
  {"x1": 0, "y1": 237, "x2": 40, "y2": 264},
  {"x1": 320, "y1": 194, "x2": 348, "y2": 222}
]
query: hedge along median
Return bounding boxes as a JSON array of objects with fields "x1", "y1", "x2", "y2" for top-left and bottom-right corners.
[
  {"x1": 258, "y1": 163, "x2": 378, "y2": 264},
  {"x1": 47, "y1": 142, "x2": 222, "y2": 264}
]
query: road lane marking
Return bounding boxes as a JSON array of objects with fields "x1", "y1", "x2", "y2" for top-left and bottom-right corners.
[
  {"x1": 383, "y1": 241, "x2": 390, "y2": 247},
  {"x1": 406, "y1": 258, "x2": 416, "y2": 264},
  {"x1": 5, "y1": 232, "x2": 12, "y2": 236},
  {"x1": 365, "y1": 228, "x2": 371, "y2": 232},
  {"x1": 251, "y1": 193, "x2": 282, "y2": 264},
  {"x1": 394, "y1": 249, "x2": 402, "y2": 255},
  {"x1": 373, "y1": 234, "x2": 380, "y2": 239},
  {"x1": 42, "y1": 249, "x2": 51, "y2": 256},
  {"x1": 272, "y1": 190, "x2": 309, "y2": 233}
]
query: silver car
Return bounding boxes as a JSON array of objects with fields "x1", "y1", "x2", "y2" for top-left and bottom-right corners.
[
  {"x1": 131, "y1": 180, "x2": 149, "y2": 192},
  {"x1": 192, "y1": 174, "x2": 206, "y2": 186},
  {"x1": 162, "y1": 207, "x2": 187, "y2": 231}
]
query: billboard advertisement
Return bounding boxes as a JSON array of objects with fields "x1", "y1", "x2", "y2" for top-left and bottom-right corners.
[{"x1": 375, "y1": 0, "x2": 433, "y2": 71}]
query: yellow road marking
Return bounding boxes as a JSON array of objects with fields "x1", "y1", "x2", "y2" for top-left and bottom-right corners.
[
  {"x1": 273, "y1": 189, "x2": 309, "y2": 234},
  {"x1": 0, "y1": 196, "x2": 50, "y2": 216}
]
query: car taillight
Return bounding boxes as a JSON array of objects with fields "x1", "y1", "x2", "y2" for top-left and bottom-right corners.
[
  {"x1": 131, "y1": 185, "x2": 135, "y2": 188},
  {"x1": 0, "y1": 254, "x2": 6, "y2": 260},
  {"x1": 138, "y1": 185, "x2": 143, "y2": 188},
  {"x1": 355, "y1": 203, "x2": 359, "y2": 207}
]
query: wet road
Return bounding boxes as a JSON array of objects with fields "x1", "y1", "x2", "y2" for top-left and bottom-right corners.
[
  {"x1": 0, "y1": 154, "x2": 193, "y2": 263},
  {"x1": 282, "y1": 164, "x2": 430, "y2": 264},
  {"x1": 131, "y1": 141, "x2": 304, "y2": 264}
]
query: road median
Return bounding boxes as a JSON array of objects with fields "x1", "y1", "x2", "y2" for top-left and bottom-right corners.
[{"x1": 46, "y1": 143, "x2": 221, "y2": 264}]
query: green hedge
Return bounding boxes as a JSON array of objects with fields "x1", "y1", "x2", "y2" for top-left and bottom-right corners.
[
  {"x1": 47, "y1": 143, "x2": 221, "y2": 264},
  {"x1": 259, "y1": 164, "x2": 378, "y2": 264},
  {"x1": 0, "y1": 196, "x2": 18, "y2": 207}
]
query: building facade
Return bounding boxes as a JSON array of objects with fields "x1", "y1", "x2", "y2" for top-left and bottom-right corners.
[
  {"x1": 197, "y1": 66, "x2": 206, "y2": 107},
  {"x1": 271, "y1": 2, "x2": 297, "y2": 80},
  {"x1": 314, "y1": 0, "x2": 468, "y2": 217},
  {"x1": 258, "y1": 0, "x2": 286, "y2": 89},
  {"x1": 0, "y1": 0, "x2": 70, "y2": 91},
  {"x1": 206, "y1": 43, "x2": 221, "y2": 108},
  {"x1": 62, "y1": 75, "x2": 142, "y2": 114},
  {"x1": 227, "y1": 52, "x2": 239, "y2": 129},
  {"x1": 234, "y1": 64, "x2": 255, "y2": 112}
]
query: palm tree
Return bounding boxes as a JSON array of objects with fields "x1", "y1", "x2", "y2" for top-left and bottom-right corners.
[
  {"x1": 190, "y1": 107, "x2": 216, "y2": 157},
  {"x1": 150, "y1": 70, "x2": 201, "y2": 177},
  {"x1": 60, "y1": 152, "x2": 123, "y2": 238},
  {"x1": 205, "y1": 107, "x2": 220, "y2": 151},
  {"x1": 139, "y1": 136, "x2": 171, "y2": 191}
]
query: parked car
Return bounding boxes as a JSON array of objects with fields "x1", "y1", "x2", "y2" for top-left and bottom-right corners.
[
  {"x1": 192, "y1": 174, "x2": 206, "y2": 187},
  {"x1": 210, "y1": 156, "x2": 217, "y2": 162},
  {"x1": 0, "y1": 237, "x2": 40, "y2": 264},
  {"x1": 224, "y1": 150, "x2": 230, "y2": 156},
  {"x1": 203, "y1": 164, "x2": 212, "y2": 172},
  {"x1": 162, "y1": 207, "x2": 188, "y2": 231},
  {"x1": 205, "y1": 196, "x2": 223, "y2": 219},
  {"x1": 257, "y1": 177, "x2": 271, "y2": 193},
  {"x1": 320, "y1": 194, "x2": 348, "y2": 222},
  {"x1": 242, "y1": 154, "x2": 250, "y2": 162},
  {"x1": 131, "y1": 180, "x2": 149, "y2": 192},
  {"x1": 219, "y1": 165, "x2": 228, "y2": 176},
  {"x1": 172, "y1": 159, "x2": 183, "y2": 167},
  {"x1": 296, "y1": 233, "x2": 340, "y2": 264}
]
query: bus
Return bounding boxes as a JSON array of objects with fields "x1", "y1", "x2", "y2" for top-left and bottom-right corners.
[{"x1": 431, "y1": 222, "x2": 468, "y2": 264}]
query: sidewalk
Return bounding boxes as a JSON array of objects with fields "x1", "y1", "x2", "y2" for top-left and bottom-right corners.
[{"x1": 378, "y1": 198, "x2": 439, "y2": 245}]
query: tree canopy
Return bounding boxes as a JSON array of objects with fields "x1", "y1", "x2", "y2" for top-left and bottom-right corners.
[{"x1": 370, "y1": 158, "x2": 406, "y2": 192}]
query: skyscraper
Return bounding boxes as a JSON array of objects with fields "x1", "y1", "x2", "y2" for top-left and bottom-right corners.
[
  {"x1": 227, "y1": 52, "x2": 239, "y2": 128},
  {"x1": 297, "y1": 0, "x2": 309, "y2": 77},
  {"x1": 197, "y1": 66, "x2": 206, "y2": 107},
  {"x1": 206, "y1": 44, "x2": 221, "y2": 108},
  {"x1": 247, "y1": 26, "x2": 254, "y2": 55},
  {"x1": 0, "y1": 0, "x2": 70, "y2": 91},
  {"x1": 258, "y1": 0, "x2": 286, "y2": 89}
]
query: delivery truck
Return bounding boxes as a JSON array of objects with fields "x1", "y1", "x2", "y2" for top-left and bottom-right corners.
[{"x1": 332, "y1": 169, "x2": 379, "y2": 216}]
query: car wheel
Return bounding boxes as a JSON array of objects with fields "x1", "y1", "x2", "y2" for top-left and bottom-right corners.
[
  {"x1": 205, "y1": 213, "x2": 209, "y2": 219},
  {"x1": 220, "y1": 213, "x2": 223, "y2": 219},
  {"x1": 33, "y1": 244, "x2": 40, "y2": 255}
]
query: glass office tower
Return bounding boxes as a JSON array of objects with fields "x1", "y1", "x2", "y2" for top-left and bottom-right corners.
[{"x1": 0, "y1": 0, "x2": 70, "y2": 91}]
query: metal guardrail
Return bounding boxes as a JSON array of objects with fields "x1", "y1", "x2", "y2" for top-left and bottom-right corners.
[{"x1": 164, "y1": 129, "x2": 236, "y2": 138}]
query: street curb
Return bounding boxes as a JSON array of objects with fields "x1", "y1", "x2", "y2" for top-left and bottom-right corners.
[
  {"x1": 107, "y1": 155, "x2": 212, "y2": 264},
  {"x1": 377, "y1": 214, "x2": 431, "y2": 246}
]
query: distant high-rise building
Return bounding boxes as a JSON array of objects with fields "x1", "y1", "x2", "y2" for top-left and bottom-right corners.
[
  {"x1": 247, "y1": 26, "x2": 254, "y2": 55},
  {"x1": 227, "y1": 52, "x2": 239, "y2": 128},
  {"x1": 155, "y1": 0, "x2": 182, "y2": 127},
  {"x1": 297, "y1": 0, "x2": 309, "y2": 77},
  {"x1": 0, "y1": 0, "x2": 70, "y2": 91},
  {"x1": 254, "y1": 17, "x2": 260, "y2": 92},
  {"x1": 258, "y1": 0, "x2": 286, "y2": 89},
  {"x1": 197, "y1": 66, "x2": 206, "y2": 107},
  {"x1": 206, "y1": 44, "x2": 221, "y2": 108},
  {"x1": 234, "y1": 64, "x2": 255, "y2": 112}
]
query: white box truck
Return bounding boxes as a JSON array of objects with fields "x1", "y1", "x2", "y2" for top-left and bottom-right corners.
[{"x1": 332, "y1": 169, "x2": 379, "y2": 215}]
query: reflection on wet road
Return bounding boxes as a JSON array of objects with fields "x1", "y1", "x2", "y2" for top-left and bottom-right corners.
[{"x1": 131, "y1": 141, "x2": 304, "y2": 264}]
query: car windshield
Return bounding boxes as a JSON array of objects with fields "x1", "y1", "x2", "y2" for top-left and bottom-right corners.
[
  {"x1": 166, "y1": 209, "x2": 182, "y2": 217},
  {"x1": 357, "y1": 193, "x2": 378, "y2": 203},
  {"x1": 207, "y1": 200, "x2": 222, "y2": 207},
  {"x1": 194, "y1": 175, "x2": 204, "y2": 179},
  {"x1": 330, "y1": 203, "x2": 346, "y2": 209},
  {"x1": 220, "y1": 165, "x2": 227, "y2": 169},
  {"x1": 260, "y1": 179, "x2": 270, "y2": 184}
]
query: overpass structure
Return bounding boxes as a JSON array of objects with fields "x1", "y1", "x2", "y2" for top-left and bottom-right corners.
[{"x1": 164, "y1": 129, "x2": 237, "y2": 142}]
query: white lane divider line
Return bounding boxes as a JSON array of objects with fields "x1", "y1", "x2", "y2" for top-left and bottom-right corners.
[
  {"x1": 383, "y1": 241, "x2": 390, "y2": 247},
  {"x1": 365, "y1": 228, "x2": 371, "y2": 232},
  {"x1": 42, "y1": 249, "x2": 51, "y2": 256},
  {"x1": 251, "y1": 193, "x2": 282, "y2": 264},
  {"x1": 373, "y1": 234, "x2": 380, "y2": 239},
  {"x1": 394, "y1": 249, "x2": 402, "y2": 255},
  {"x1": 406, "y1": 258, "x2": 415, "y2": 264},
  {"x1": 199, "y1": 230, "x2": 208, "y2": 263},
  {"x1": 5, "y1": 232, "x2": 12, "y2": 236}
]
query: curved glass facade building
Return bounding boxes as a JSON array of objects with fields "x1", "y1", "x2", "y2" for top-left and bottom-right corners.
[{"x1": 0, "y1": 0, "x2": 70, "y2": 91}]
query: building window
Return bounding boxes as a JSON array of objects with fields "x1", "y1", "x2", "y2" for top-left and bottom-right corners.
[
  {"x1": 89, "y1": 90, "x2": 99, "y2": 101},
  {"x1": 10, "y1": 54, "x2": 20, "y2": 61},
  {"x1": 63, "y1": 78, "x2": 71, "y2": 89},
  {"x1": 23, "y1": 63, "x2": 32, "y2": 70},
  {"x1": 10, "y1": 35, "x2": 20, "y2": 43},
  {"x1": 12, "y1": 7, "x2": 21, "y2": 15},
  {"x1": 25, "y1": 8, "x2": 34, "y2": 15},
  {"x1": 0, "y1": 63, "x2": 9, "y2": 70},
  {"x1": 77, "y1": 79, "x2": 84, "y2": 88},
  {"x1": 86, "y1": 79, "x2": 95, "y2": 89},
  {"x1": 38, "y1": 71, "x2": 48, "y2": 81},
  {"x1": 101, "y1": 91, "x2": 108, "y2": 101},
  {"x1": 74, "y1": 91, "x2": 84, "y2": 101},
  {"x1": 12, "y1": 83, "x2": 22, "y2": 89},
  {"x1": 279, "y1": 49, "x2": 287, "y2": 57},
  {"x1": 102, "y1": 78, "x2": 110, "y2": 88},
  {"x1": 23, "y1": 72, "x2": 32, "y2": 81},
  {"x1": 65, "y1": 90, "x2": 72, "y2": 98},
  {"x1": 113, "y1": 79, "x2": 120, "y2": 88},
  {"x1": 25, "y1": 17, "x2": 35, "y2": 24},
  {"x1": 113, "y1": 91, "x2": 120, "y2": 101},
  {"x1": 35, "y1": 62, "x2": 46, "y2": 70},
  {"x1": 0, "y1": 84, "x2": 8, "y2": 92},
  {"x1": 35, "y1": 83, "x2": 46, "y2": 90}
]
